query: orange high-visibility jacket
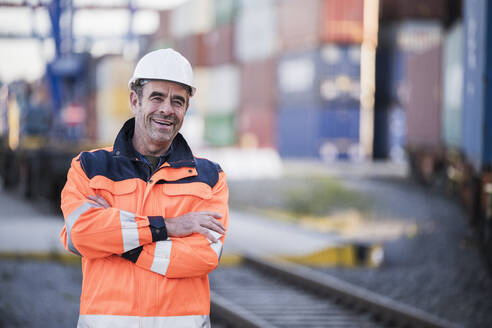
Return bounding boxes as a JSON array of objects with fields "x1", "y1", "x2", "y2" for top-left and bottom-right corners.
[{"x1": 60, "y1": 118, "x2": 228, "y2": 328}]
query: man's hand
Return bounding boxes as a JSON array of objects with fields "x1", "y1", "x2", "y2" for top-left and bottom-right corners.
[
  {"x1": 87, "y1": 196, "x2": 225, "y2": 242},
  {"x1": 165, "y1": 212, "x2": 225, "y2": 243}
]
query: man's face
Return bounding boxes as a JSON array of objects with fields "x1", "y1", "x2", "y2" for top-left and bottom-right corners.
[{"x1": 130, "y1": 80, "x2": 189, "y2": 155}]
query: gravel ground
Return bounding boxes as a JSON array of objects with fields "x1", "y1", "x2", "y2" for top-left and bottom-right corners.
[
  {"x1": 0, "y1": 259, "x2": 81, "y2": 328},
  {"x1": 320, "y1": 177, "x2": 492, "y2": 328},
  {"x1": 229, "y1": 170, "x2": 492, "y2": 328}
]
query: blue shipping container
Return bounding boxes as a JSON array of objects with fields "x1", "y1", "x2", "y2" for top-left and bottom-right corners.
[
  {"x1": 277, "y1": 46, "x2": 360, "y2": 109},
  {"x1": 373, "y1": 104, "x2": 406, "y2": 161},
  {"x1": 277, "y1": 108, "x2": 320, "y2": 157},
  {"x1": 463, "y1": 0, "x2": 492, "y2": 171},
  {"x1": 277, "y1": 106, "x2": 360, "y2": 159}
]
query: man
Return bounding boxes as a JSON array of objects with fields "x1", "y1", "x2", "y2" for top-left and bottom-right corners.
[{"x1": 60, "y1": 48, "x2": 228, "y2": 328}]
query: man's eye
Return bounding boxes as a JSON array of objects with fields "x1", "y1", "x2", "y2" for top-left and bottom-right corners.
[
  {"x1": 173, "y1": 100, "x2": 184, "y2": 107},
  {"x1": 151, "y1": 97, "x2": 163, "y2": 102}
]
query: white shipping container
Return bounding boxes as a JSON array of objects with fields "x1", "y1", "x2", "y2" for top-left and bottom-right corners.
[
  {"x1": 95, "y1": 56, "x2": 134, "y2": 90},
  {"x1": 171, "y1": 0, "x2": 213, "y2": 38},
  {"x1": 191, "y1": 67, "x2": 212, "y2": 114},
  {"x1": 209, "y1": 64, "x2": 240, "y2": 113},
  {"x1": 235, "y1": 2, "x2": 277, "y2": 62}
]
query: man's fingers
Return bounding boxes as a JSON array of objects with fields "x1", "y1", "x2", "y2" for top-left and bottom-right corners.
[
  {"x1": 200, "y1": 219, "x2": 225, "y2": 234},
  {"x1": 199, "y1": 227, "x2": 219, "y2": 243},
  {"x1": 200, "y1": 220, "x2": 225, "y2": 235},
  {"x1": 197, "y1": 211, "x2": 222, "y2": 219}
]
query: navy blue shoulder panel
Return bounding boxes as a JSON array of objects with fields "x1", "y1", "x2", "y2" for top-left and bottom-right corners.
[
  {"x1": 169, "y1": 157, "x2": 222, "y2": 188},
  {"x1": 79, "y1": 149, "x2": 148, "y2": 182}
]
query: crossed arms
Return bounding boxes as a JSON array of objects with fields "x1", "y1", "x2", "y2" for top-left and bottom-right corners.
[{"x1": 60, "y1": 157, "x2": 229, "y2": 278}]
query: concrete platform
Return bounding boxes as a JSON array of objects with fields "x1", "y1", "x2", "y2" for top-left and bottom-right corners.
[{"x1": 0, "y1": 190, "x2": 383, "y2": 267}]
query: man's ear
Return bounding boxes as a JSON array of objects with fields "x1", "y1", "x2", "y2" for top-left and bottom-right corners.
[{"x1": 129, "y1": 91, "x2": 138, "y2": 114}]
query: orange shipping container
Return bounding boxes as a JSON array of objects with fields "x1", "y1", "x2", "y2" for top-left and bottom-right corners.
[{"x1": 320, "y1": 0, "x2": 364, "y2": 44}]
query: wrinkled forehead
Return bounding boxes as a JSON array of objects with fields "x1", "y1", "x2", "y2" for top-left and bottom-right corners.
[
  {"x1": 141, "y1": 79, "x2": 191, "y2": 101},
  {"x1": 143, "y1": 80, "x2": 189, "y2": 96}
]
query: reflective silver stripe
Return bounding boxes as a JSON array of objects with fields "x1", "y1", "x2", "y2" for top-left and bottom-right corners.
[
  {"x1": 119, "y1": 210, "x2": 140, "y2": 252},
  {"x1": 208, "y1": 231, "x2": 223, "y2": 260},
  {"x1": 78, "y1": 314, "x2": 210, "y2": 328},
  {"x1": 65, "y1": 202, "x2": 95, "y2": 256},
  {"x1": 150, "y1": 240, "x2": 172, "y2": 275},
  {"x1": 210, "y1": 240, "x2": 223, "y2": 260}
]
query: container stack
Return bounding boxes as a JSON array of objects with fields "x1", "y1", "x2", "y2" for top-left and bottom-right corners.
[
  {"x1": 235, "y1": 0, "x2": 277, "y2": 149},
  {"x1": 143, "y1": 0, "x2": 380, "y2": 160},
  {"x1": 276, "y1": 0, "x2": 364, "y2": 160}
]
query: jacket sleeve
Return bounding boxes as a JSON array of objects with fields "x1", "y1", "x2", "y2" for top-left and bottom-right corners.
[
  {"x1": 125, "y1": 171, "x2": 229, "y2": 278},
  {"x1": 60, "y1": 156, "x2": 167, "y2": 259}
]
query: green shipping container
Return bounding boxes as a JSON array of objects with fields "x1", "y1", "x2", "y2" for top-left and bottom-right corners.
[
  {"x1": 204, "y1": 113, "x2": 237, "y2": 146},
  {"x1": 441, "y1": 21, "x2": 463, "y2": 149},
  {"x1": 214, "y1": 0, "x2": 238, "y2": 26}
]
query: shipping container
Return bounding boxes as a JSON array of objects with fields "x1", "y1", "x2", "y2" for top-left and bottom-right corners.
[
  {"x1": 441, "y1": 21, "x2": 463, "y2": 149},
  {"x1": 203, "y1": 23, "x2": 235, "y2": 66},
  {"x1": 320, "y1": 0, "x2": 364, "y2": 44},
  {"x1": 380, "y1": 0, "x2": 446, "y2": 21},
  {"x1": 277, "y1": 108, "x2": 320, "y2": 157},
  {"x1": 191, "y1": 67, "x2": 212, "y2": 114},
  {"x1": 204, "y1": 112, "x2": 237, "y2": 146},
  {"x1": 318, "y1": 108, "x2": 361, "y2": 161},
  {"x1": 174, "y1": 33, "x2": 207, "y2": 67},
  {"x1": 462, "y1": 0, "x2": 492, "y2": 172},
  {"x1": 209, "y1": 64, "x2": 240, "y2": 114},
  {"x1": 377, "y1": 21, "x2": 442, "y2": 105},
  {"x1": 95, "y1": 56, "x2": 134, "y2": 146},
  {"x1": 238, "y1": 104, "x2": 276, "y2": 148},
  {"x1": 277, "y1": 47, "x2": 360, "y2": 109},
  {"x1": 234, "y1": 0, "x2": 277, "y2": 62},
  {"x1": 373, "y1": 104, "x2": 406, "y2": 161},
  {"x1": 152, "y1": 10, "x2": 172, "y2": 41},
  {"x1": 214, "y1": 0, "x2": 238, "y2": 26},
  {"x1": 240, "y1": 58, "x2": 276, "y2": 107},
  {"x1": 277, "y1": 106, "x2": 360, "y2": 159},
  {"x1": 406, "y1": 44, "x2": 442, "y2": 149},
  {"x1": 277, "y1": 0, "x2": 320, "y2": 52},
  {"x1": 170, "y1": 0, "x2": 214, "y2": 39}
]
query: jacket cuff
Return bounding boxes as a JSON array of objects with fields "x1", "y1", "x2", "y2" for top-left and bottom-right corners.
[
  {"x1": 121, "y1": 246, "x2": 143, "y2": 263},
  {"x1": 149, "y1": 216, "x2": 168, "y2": 242}
]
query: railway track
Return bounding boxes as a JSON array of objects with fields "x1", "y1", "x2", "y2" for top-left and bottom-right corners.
[{"x1": 209, "y1": 255, "x2": 462, "y2": 328}]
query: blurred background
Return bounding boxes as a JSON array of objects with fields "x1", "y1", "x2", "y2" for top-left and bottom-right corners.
[{"x1": 0, "y1": 0, "x2": 492, "y2": 327}]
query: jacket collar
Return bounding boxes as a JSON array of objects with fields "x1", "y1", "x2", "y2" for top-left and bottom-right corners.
[{"x1": 113, "y1": 118, "x2": 196, "y2": 169}]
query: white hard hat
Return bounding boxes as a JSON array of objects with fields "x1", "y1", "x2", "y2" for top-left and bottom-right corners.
[{"x1": 128, "y1": 48, "x2": 196, "y2": 96}]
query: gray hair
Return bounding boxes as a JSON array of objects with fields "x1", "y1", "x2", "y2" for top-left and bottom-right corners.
[
  {"x1": 130, "y1": 79, "x2": 192, "y2": 105},
  {"x1": 130, "y1": 79, "x2": 150, "y2": 105}
]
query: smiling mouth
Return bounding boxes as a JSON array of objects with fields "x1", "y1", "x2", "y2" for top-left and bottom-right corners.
[{"x1": 152, "y1": 118, "x2": 173, "y2": 127}]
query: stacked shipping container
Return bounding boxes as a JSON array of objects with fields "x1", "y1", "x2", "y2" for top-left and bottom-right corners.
[
  {"x1": 276, "y1": 0, "x2": 365, "y2": 159},
  {"x1": 145, "y1": 0, "x2": 376, "y2": 159}
]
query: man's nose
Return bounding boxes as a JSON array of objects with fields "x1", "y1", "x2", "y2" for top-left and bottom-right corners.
[{"x1": 158, "y1": 98, "x2": 173, "y2": 115}]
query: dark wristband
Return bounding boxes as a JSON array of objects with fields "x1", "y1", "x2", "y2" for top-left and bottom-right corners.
[
  {"x1": 149, "y1": 216, "x2": 168, "y2": 242},
  {"x1": 121, "y1": 246, "x2": 143, "y2": 263}
]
